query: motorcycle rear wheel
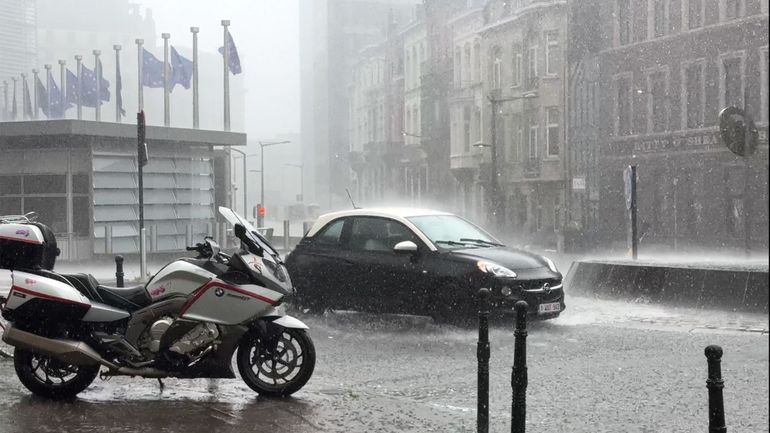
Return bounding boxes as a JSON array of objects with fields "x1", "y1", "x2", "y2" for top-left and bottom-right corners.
[
  {"x1": 237, "y1": 328, "x2": 316, "y2": 397},
  {"x1": 14, "y1": 348, "x2": 99, "y2": 399}
]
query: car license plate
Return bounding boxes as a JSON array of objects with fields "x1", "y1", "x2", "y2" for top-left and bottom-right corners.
[{"x1": 538, "y1": 302, "x2": 560, "y2": 314}]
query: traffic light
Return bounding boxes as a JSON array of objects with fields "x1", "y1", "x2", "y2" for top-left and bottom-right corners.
[{"x1": 257, "y1": 204, "x2": 266, "y2": 217}]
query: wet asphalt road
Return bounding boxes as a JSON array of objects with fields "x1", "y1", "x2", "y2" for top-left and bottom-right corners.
[{"x1": 0, "y1": 295, "x2": 767, "y2": 433}]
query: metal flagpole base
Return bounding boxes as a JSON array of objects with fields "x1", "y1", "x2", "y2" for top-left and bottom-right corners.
[{"x1": 140, "y1": 227, "x2": 147, "y2": 280}]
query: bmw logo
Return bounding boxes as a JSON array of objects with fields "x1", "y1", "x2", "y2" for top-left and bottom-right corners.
[{"x1": 214, "y1": 288, "x2": 225, "y2": 297}]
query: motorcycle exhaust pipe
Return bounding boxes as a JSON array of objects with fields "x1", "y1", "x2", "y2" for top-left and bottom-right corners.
[
  {"x1": 3, "y1": 325, "x2": 171, "y2": 378},
  {"x1": 3, "y1": 325, "x2": 117, "y2": 369}
]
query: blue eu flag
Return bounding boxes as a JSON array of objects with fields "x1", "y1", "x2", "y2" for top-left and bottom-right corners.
[
  {"x1": 35, "y1": 76, "x2": 49, "y2": 118},
  {"x1": 218, "y1": 30, "x2": 242, "y2": 75},
  {"x1": 142, "y1": 48, "x2": 165, "y2": 88},
  {"x1": 170, "y1": 46, "x2": 193, "y2": 91},
  {"x1": 47, "y1": 74, "x2": 70, "y2": 118},
  {"x1": 80, "y1": 62, "x2": 111, "y2": 107}
]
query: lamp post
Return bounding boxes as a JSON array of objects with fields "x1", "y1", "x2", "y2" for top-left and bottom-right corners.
[
  {"x1": 285, "y1": 163, "x2": 304, "y2": 202},
  {"x1": 477, "y1": 92, "x2": 538, "y2": 228},
  {"x1": 258, "y1": 140, "x2": 291, "y2": 227}
]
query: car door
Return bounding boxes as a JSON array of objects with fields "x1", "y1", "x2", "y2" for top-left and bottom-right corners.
[
  {"x1": 345, "y1": 216, "x2": 427, "y2": 314},
  {"x1": 291, "y1": 217, "x2": 353, "y2": 309}
]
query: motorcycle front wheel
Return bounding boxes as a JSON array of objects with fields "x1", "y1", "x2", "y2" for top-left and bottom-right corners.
[{"x1": 237, "y1": 327, "x2": 316, "y2": 397}]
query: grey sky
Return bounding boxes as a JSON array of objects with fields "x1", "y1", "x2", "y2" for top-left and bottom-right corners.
[{"x1": 139, "y1": 0, "x2": 300, "y2": 138}]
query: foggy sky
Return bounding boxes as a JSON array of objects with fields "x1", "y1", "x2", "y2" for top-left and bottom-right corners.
[{"x1": 139, "y1": 0, "x2": 300, "y2": 138}]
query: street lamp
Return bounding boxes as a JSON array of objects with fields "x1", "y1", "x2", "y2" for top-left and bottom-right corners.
[
  {"x1": 230, "y1": 148, "x2": 255, "y2": 217},
  {"x1": 482, "y1": 92, "x2": 538, "y2": 227},
  {"x1": 258, "y1": 140, "x2": 291, "y2": 227},
  {"x1": 285, "y1": 163, "x2": 304, "y2": 202}
]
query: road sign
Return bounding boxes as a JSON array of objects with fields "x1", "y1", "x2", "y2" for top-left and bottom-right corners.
[{"x1": 572, "y1": 177, "x2": 586, "y2": 191}]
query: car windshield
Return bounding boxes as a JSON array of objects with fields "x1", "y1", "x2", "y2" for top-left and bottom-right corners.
[{"x1": 407, "y1": 215, "x2": 502, "y2": 249}]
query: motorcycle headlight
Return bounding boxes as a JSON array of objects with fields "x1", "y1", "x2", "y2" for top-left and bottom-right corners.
[
  {"x1": 542, "y1": 256, "x2": 559, "y2": 273},
  {"x1": 477, "y1": 260, "x2": 517, "y2": 279}
]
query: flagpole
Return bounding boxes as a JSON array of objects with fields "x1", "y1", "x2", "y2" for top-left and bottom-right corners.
[
  {"x1": 11, "y1": 77, "x2": 18, "y2": 120},
  {"x1": 191, "y1": 26, "x2": 200, "y2": 129},
  {"x1": 44, "y1": 64, "x2": 52, "y2": 118},
  {"x1": 221, "y1": 19, "x2": 231, "y2": 132},
  {"x1": 114, "y1": 45, "x2": 122, "y2": 123},
  {"x1": 31, "y1": 69, "x2": 39, "y2": 120},
  {"x1": 136, "y1": 39, "x2": 144, "y2": 114},
  {"x1": 75, "y1": 55, "x2": 83, "y2": 120},
  {"x1": 58, "y1": 60, "x2": 66, "y2": 119},
  {"x1": 162, "y1": 32, "x2": 170, "y2": 127},
  {"x1": 2, "y1": 80, "x2": 7, "y2": 120},
  {"x1": 21, "y1": 73, "x2": 29, "y2": 120},
  {"x1": 94, "y1": 50, "x2": 102, "y2": 121}
]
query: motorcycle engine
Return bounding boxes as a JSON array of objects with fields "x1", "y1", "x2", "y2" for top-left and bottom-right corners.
[
  {"x1": 169, "y1": 323, "x2": 219, "y2": 356},
  {"x1": 147, "y1": 317, "x2": 174, "y2": 352}
]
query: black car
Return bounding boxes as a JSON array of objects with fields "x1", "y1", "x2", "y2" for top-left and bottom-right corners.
[{"x1": 286, "y1": 208, "x2": 565, "y2": 322}]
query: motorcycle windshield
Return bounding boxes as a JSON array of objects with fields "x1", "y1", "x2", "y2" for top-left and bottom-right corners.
[{"x1": 217, "y1": 207, "x2": 280, "y2": 259}]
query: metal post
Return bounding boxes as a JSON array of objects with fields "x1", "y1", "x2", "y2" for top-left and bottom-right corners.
[
  {"x1": 162, "y1": 33, "x2": 170, "y2": 127},
  {"x1": 511, "y1": 300, "x2": 529, "y2": 433},
  {"x1": 283, "y1": 220, "x2": 290, "y2": 250},
  {"x1": 31, "y1": 69, "x2": 39, "y2": 119},
  {"x1": 150, "y1": 224, "x2": 158, "y2": 252},
  {"x1": 221, "y1": 20, "x2": 231, "y2": 132},
  {"x1": 259, "y1": 143, "x2": 265, "y2": 227},
  {"x1": 136, "y1": 39, "x2": 144, "y2": 112},
  {"x1": 93, "y1": 50, "x2": 101, "y2": 121},
  {"x1": 140, "y1": 227, "x2": 147, "y2": 279},
  {"x1": 705, "y1": 345, "x2": 727, "y2": 433},
  {"x1": 742, "y1": 86, "x2": 752, "y2": 258},
  {"x1": 44, "y1": 65, "x2": 52, "y2": 118},
  {"x1": 115, "y1": 255, "x2": 124, "y2": 288},
  {"x1": 75, "y1": 55, "x2": 83, "y2": 120},
  {"x1": 630, "y1": 165, "x2": 638, "y2": 260},
  {"x1": 58, "y1": 60, "x2": 66, "y2": 118},
  {"x1": 105, "y1": 225, "x2": 113, "y2": 254},
  {"x1": 191, "y1": 27, "x2": 200, "y2": 129},
  {"x1": 186, "y1": 224, "x2": 194, "y2": 248},
  {"x1": 114, "y1": 45, "x2": 122, "y2": 123},
  {"x1": 477, "y1": 288, "x2": 491, "y2": 433}
]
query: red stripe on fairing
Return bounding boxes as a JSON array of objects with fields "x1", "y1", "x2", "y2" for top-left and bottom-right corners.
[
  {"x1": 10, "y1": 285, "x2": 91, "y2": 309},
  {"x1": 0, "y1": 235, "x2": 43, "y2": 245},
  {"x1": 178, "y1": 280, "x2": 278, "y2": 316}
]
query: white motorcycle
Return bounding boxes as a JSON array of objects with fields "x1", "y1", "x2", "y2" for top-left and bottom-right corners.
[{"x1": 0, "y1": 207, "x2": 315, "y2": 399}]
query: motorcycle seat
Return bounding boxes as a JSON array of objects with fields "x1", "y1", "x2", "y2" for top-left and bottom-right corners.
[{"x1": 96, "y1": 285, "x2": 152, "y2": 313}]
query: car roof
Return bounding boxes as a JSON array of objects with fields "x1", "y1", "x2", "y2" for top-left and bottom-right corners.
[{"x1": 306, "y1": 207, "x2": 453, "y2": 237}]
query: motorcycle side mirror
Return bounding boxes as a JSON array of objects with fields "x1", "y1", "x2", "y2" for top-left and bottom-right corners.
[{"x1": 234, "y1": 223, "x2": 264, "y2": 256}]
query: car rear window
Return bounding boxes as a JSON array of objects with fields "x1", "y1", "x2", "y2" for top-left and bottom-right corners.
[{"x1": 312, "y1": 219, "x2": 345, "y2": 247}]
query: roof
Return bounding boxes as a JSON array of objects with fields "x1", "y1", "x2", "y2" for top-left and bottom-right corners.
[{"x1": 306, "y1": 207, "x2": 454, "y2": 243}]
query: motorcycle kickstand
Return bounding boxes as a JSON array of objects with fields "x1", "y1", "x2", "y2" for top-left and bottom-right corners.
[{"x1": 157, "y1": 378, "x2": 165, "y2": 391}]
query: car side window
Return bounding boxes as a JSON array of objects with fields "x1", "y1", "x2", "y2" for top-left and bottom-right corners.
[
  {"x1": 348, "y1": 217, "x2": 416, "y2": 252},
  {"x1": 311, "y1": 219, "x2": 345, "y2": 248}
]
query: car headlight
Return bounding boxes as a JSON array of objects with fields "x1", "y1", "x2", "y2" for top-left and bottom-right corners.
[
  {"x1": 477, "y1": 260, "x2": 517, "y2": 278},
  {"x1": 542, "y1": 256, "x2": 559, "y2": 273}
]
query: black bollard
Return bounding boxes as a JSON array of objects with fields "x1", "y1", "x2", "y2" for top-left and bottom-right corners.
[
  {"x1": 511, "y1": 300, "x2": 528, "y2": 433},
  {"x1": 477, "y1": 288, "x2": 491, "y2": 433},
  {"x1": 705, "y1": 345, "x2": 727, "y2": 433},
  {"x1": 115, "y1": 255, "x2": 124, "y2": 288}
]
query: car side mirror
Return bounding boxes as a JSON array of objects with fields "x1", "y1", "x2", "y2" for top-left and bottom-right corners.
[{"x1": 393, "y1": 240, "x2": 418, "y2": 255}]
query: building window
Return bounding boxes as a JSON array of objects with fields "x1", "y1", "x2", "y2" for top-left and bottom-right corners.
[
  {"x1": 545, "y1": 31, "x2": 561, "y2": 76},
  {"x1": 510, "y1": 115, "x2": 523, "y2": 162},
  {"x1": 615, "y1": 74, "x2": 633, "y2": 136},
  {"x1": 474, "y1": 42, "x2": 481, "y2": 82},
  {"x1": 528, "y1": 123, "x2": 539, "y2": 159},
  {"x1": 686, "y1": 0, "x2": 704, "y2": 29},
  {"x1": 646, "y1": 69, "x2": 669, "y2": 133},
  {"x1": 463, "y1": 106, "x2": 471, "y2": 152},
  {"x1": 682, "y1": 60, "x2": 705, "y2": 129},
  {"x1": 464, "y1": 44, "x2": 471, "y2": 84},
  {"x1": 720, "y1": 53, "x2": 745, "y2": 109},
  {"x1": 527, "y1": 44, "x2": 538, "y2": 82},
  {"x1": 618, "y1": 0, "x2": 632, "y2": 46},
  {"x1": 546, "y1": 108, "x2": 560, "y2": 157},
  {"x1": 722, "y1": 0, "x2": 743, "y2": 20},
  {"x1": 652, "y1": 0, "x2": 670, "y2": 38},
  {"x1": 491, "y1": 46, "x2": 503, "y2": 90},
  {"x1": 512, "y1": 46, "x2": 522, "y2": 88},
  {"x1": 454, "y1": 48, "x2": 462, "y2": 86},
  {"x1": 760, "y1": 47, "x2": 768, "y2": 123}
]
